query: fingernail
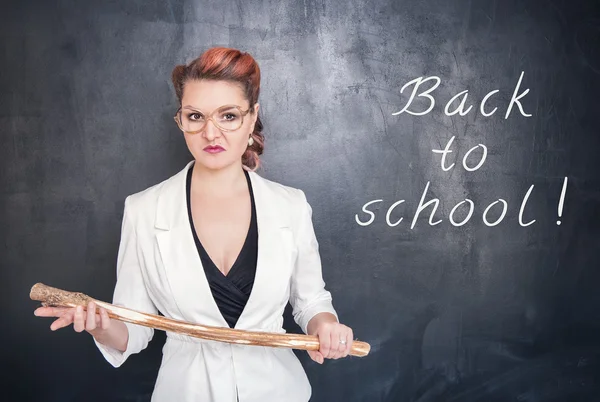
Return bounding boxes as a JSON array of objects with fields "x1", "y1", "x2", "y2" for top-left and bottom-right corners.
[
  {"x1": 33, "y1": 310, "x2": 38, "y2": 316},
  {"x1": 76, "y1": 306, "x2": 83, "y2": 313}
]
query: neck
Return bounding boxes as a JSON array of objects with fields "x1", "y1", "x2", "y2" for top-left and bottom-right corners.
[{"x1": 191, "y1": 161, "x2": 247, "y2": 198}]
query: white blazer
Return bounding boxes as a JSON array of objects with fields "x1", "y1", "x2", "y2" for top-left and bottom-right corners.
[{"x1": 94, "y1": 160, "x2": 338, "y2": 402}]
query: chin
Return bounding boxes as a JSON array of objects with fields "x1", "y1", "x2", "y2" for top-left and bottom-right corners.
[{"x1": 195, "y1": 156, "x2": 236, "y2": 171}]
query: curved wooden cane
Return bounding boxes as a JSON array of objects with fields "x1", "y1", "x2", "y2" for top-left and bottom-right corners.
[{"x1": 30, "y1": 283, "x2": 370, "y2": 357}]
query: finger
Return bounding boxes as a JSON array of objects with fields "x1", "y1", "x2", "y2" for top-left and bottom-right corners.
[
  {"x1": 318, "y1": 329, "x2": 331, "y2": 358},
  {"x1": 331, "y1": 324, "x2": 346, "y2": 359},
  {"x1": 34, "y1": 306, "x2": 70, "y2": 317},
  {"x1": 336, "y1": 329, "x2": 348, "y2": 358},
  {"x1": 50, "y1": 317, "x2": 68, "y2": 331},
  {"x1": 307, "y1": 350, "x2": 324, "y2": 364},
  {"x1": 100, "y1": 308, "x2": 111, "y2": 330},
  {"x1": 342, "y1": 329, "x2": 354, "y2": 358},
  {"x1": 49, "y1": 309, "x2": 75, "y2": 331},
  {"x1": 337, "y1": 327, "x2": 351, "y2": 358},
  {"x1": 328, "y1": 328, "x2": 343, "y2": 359},
  {"x1": 73, "y1": 306, "x2": 85, "y2": 332},
  {"x1": 334, "y1": 326, "x2": 349, "y2": 359},
  {"x1": 86, "y1": 302, "x2": 96, "y2": 332}
]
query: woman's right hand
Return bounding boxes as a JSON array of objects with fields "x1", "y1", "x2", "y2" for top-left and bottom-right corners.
[{"x1": 34, "y1": 301, "x2": 112, "y2": 338}]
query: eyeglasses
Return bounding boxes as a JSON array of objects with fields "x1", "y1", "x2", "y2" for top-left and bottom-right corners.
[{"x1": 174, "y1": 104, "x2": 252, "y2": 134}]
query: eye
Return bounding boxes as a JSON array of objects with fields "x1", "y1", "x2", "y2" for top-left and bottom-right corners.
[
  {"x1": 188, "y1": 112, "x2": 204, "y2": 121},
  {"x1": 223, "y1": 113, "x2": 237, "y2": 121}
]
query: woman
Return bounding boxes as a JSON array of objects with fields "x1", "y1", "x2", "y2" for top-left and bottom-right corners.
[{"x1": 34, "y1": 47, "x2": 354, "y2": 402}]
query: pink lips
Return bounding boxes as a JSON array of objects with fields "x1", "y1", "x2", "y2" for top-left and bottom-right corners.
[{"x1": 203, "y1": 145, "x2": 225, "y2": 154}]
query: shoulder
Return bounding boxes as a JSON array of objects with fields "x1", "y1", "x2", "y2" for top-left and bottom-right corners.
[
  {"x1": 249, "y1": 172, "x2": 314, "y2": 235},
  {"x1": 249, "y1": 171, "x2": 308, "y2": 208},
  {"x1": 124, "y1": 174, "x2": 172, "y2": 209},
  {"x1": 121, "y1": 161, "x2": 191, "y2": 220}
]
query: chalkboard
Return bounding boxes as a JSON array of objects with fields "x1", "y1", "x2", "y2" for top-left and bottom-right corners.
[{"x1": 3, "y1": 0, "x2": 600, "y2": 401}]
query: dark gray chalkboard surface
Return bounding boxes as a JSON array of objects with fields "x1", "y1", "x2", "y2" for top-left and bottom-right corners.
[{"x1": 2, "y1": 0, "x2": 600, "y2": 401}]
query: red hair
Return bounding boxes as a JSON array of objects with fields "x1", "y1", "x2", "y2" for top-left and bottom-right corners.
[{"x1": 171, "y1": 47, "x2": 264, "y2": 171}]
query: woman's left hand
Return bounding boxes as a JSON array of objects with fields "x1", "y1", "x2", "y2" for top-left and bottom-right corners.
[{"x1": 307, "y1": 319, "x2": 354, "y2": 364}]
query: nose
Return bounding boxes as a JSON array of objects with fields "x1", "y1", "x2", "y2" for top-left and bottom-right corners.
[{"x1": 203, "y1": 119, "x2": 222, "y2": 141}]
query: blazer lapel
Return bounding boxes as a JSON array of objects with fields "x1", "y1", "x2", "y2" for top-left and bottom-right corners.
[
  {"x1": 234, "y1": 171, "x2": 291, "y2": 330},
  {"x1": 154, "y1": 160, "x2": 227, "y2": 327},
  {"x1": 154, "y1": 161, "x2": 291, "y2": 330}
]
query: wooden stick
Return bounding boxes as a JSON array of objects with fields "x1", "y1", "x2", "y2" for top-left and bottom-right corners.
[{"x1": 30, "y1": 283, "x2": 370, "y2": 357}]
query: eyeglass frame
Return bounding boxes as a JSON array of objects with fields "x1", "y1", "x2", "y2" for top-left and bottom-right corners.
[{"x1": 173, "y1": 104, "x2": 253, "y2": 134}]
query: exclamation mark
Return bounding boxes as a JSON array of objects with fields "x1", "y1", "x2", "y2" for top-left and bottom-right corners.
[{"x1": 557, "y1": 177, "x2": 568, "y2": 225}]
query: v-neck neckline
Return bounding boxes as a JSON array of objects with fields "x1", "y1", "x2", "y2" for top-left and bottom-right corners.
[
  {"x1": 185, "y1": 162, "x2": 256, "y2": 279},
  {"x1": 155, "y1": 159, "x2": 292, "y2": 330}
]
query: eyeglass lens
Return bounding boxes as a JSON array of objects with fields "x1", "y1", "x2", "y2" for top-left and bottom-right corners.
[{"x1": 178, "y1": 106, "x2": 243, "y2": 132}]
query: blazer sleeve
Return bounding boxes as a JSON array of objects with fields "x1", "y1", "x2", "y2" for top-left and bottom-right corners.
[
  {"x1": 93, "y1": 195, "x2": 157, "y2": 368},
  {"x1": 289, "y1": 190, "x2": 339, "y2": 335}
]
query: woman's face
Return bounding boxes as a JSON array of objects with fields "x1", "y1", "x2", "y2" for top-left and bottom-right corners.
[{"x1": 179, "y1": 79, "x2": 259, "y2": 171}]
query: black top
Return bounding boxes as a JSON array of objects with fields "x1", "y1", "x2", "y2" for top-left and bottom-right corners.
[{"x1": 185, "y1": 163, "x2": 258, "y2": 328}]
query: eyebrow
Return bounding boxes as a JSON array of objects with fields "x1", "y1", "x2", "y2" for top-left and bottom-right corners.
[
  {"x1": 181, "y1": 105, "x2": 239, "y2": 112},
  {"x1": 181, "y1": 106, "x2": 204, "y2": 113}
]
